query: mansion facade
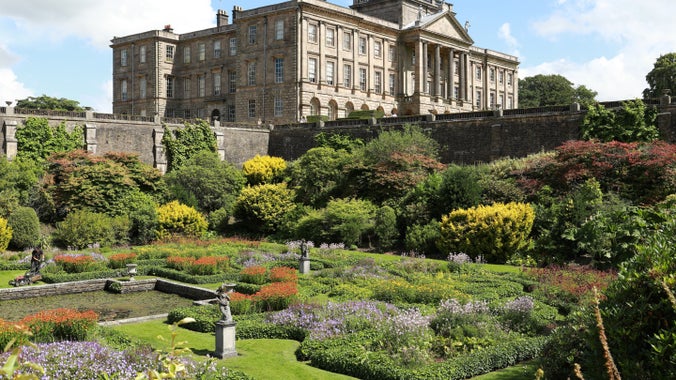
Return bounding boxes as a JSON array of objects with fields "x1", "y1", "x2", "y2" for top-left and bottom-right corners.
[{"x1": 110, "y1": 0, "x2": 519, "y2": 124}]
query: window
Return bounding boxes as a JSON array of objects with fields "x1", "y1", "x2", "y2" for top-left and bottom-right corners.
[
  {"x1": 198, "y1": 43, "x2": 206, "y2": 61},
  {"x1": 388, "y1": 73, "x2": 395, "y2": 95},
  {"x1": 139, "y1": 46, "x2": 146, "y2": 63},
  {"x1": 214, "y1": 40, "x2": 221, "y2": 58},
  {"x1": 475, "y1": 90, "x2": 481, "y2": 107},
  {"x1": 229, "y1": 71, "x2": 236, "y2": 93},
  {"x1": 140, "y1": 78, "x2": 146, "y2": 99},
  {"x1": 475, "y1": 66, "x2": 481, "y2": 80},
  {"x1": 184, "y1": 78, "x2": 191, "y2": 97},
  {"x1": 498, "y1": 94, "x2": 504, "y2": 107},
  {"x1": 275, "y1": 58, "x2": 284, "y2": 83},
  {"x1": 213, "y1": 72, "x2": 221, "y2": 95},
  {"x1": 121, "y1": 80, "x2": 128, "y2": 100},
  {"x1": 227, "y1": 105, "x2": 236, "y2": 122},
  {"x1": 198, "y1": 75, "x2": 205, "y2": 97},
  {"x1": 498, "y1": 71, "x2": 504, "y2": 84},
  {"x1": 343, "y1": 32, "x2": 351, "y2": 51},
  {"x1": 489, "y1": 68, "x2": 495, "y2": 82},
  {"x1": 490, "y1": 92, "x2": 495, "y2": 107},
  {"x1": 308, "y1": 58, "x2": 317, "y2": 83},
  {"x1": 166, "y1": 76, "x2": 174, "y2": 97},
  {"x1": 508, "y1": 96, "x2": 513, "y2": 109},
  {"x1": 274, "y1": 95, "x2": 283, "y2": 116},
  {"x1": 507, "y1": 73, "x2": 513, "y2": 86},
  {"x1": 121, "y1": 49, "x2": 128, "y2": 67},
  {"x1": 247, "y1": 62, "x2": 256, "y2": 86},
  {"x1": 359, "y1": 67, "x2": 367, "y2": 91},
  {"x1": 229, "y1": 38, "x2": 237, "y2": 56},
  {"x1": 326, "y1": 28, "x2": 335, "y2": 47},
  {"x1": 184, "y1": 109, "x2": 192, "y2": 119},
  {"x1": 308, "y1": 24, "x2": 317, "y2": 43},
  {"x1": 374, "y1": 71, "x2": 382, "y2": 94},
  {"x1": 326, "y1": 61, "x2": 334, "y2": 85},
  {"x1": 374, "y1": 41, "x2": 381, "y2": 57},
  {"x1": 166, "y1": 45, "x2": 174, "y2": 60},
  {"x1": 388, "y1": 45, "x2": 395, "y2": 62},
  {"x1": 249, "y1": 25, "x2": 257, "y2": 44},
  {"x1": 248, "y1": 99, "x2": 256, "y2": 118},
  {"x1": 454, "y1": 59, "x2": 459, "y2": 74},
  {"x1": 358, "y1": 37, "x2": 366, "y2": 54},
  {"x1": 275, "y1": 20, "x2": 284, "y2": 40},
  {"x1": 454, "y1": 86, "x2": 459, "y2": 99},
  {"x1": 183, "y1": 46, "x2": 191, "y2": 64},
  {"x1": 344, "y1": 64, "x2": 352, "y2": 88}
]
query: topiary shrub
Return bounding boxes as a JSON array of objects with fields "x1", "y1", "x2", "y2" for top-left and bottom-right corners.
[
  {"x1": 156, "y1": 200, "x2": 207, "y2": 240},
  {"x1": 241, "y1": 155, "x2": 287, "y2": 185},
  {"x1": 0, "y1": 216, "x2": 12, "y2": 251},
  {"x1": 53, "y1": 210, "x2": 129, "y2": 249},
  {"x1": 438, "y1": 202, "x2": 535, "y2": 263},
  {"x1": 7, "y1": 206, "x2": 40, "y2": 250}
]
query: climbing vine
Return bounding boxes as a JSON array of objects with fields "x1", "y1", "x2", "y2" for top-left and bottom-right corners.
[
  {"x1": 162, "y1": 120, "x2": 217, "y2": 172},
  {"x1": 15, "y1": 117, "x2": 84, "y2": 162}
]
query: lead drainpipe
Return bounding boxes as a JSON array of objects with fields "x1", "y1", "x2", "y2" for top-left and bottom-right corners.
[
  {"x1": 131, "y1": 43, "x2": 135, "y2": 115},
  {"x1": 263, "y1": 16, "x2": 268, "y2": 123}
]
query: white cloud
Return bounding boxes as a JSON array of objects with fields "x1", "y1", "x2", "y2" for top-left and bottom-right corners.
[
  {"x1": 497, "y1": 22, "x2": 520, "y2": 58},
  {"x1": 0, "y1": 0, "x2": 216, "y2": 48},
  {"x1": 523, "y1": 0, "x2": 675, "y2": 101},
  {"x1": 90, "y1": 80, "x2": 113, "y2": 113},
  {"x1": 0, "y1": 68, "x2": 33, "y2": 104}
]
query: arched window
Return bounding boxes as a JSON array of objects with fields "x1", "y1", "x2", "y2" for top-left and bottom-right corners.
[
  {"x1": 310, "y1": 97, "x2": 321, "y2": 116},
  {"x1": 345, "y1": 101, "x2": 354, "y2": 117},
  {"x1": 328, "y1": 100, "x2": 338, "y2": 120},
  {"x1": 360, "y1": 103, "x2": 369, "y2": 111}
]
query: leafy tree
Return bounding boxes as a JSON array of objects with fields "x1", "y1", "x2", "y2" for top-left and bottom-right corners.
[
  {"x1": 0, "y1": 157, "x2": 41, "y2": 207},
  {"x1": 314, "y1": 132, "x2": 364, "y2": 153},
  {"x1": 581, "y1": 100, "x2": 659, "y2": 142},
  {"x1": 347, "y1": 125, "x2": 445, "y2": 202},
  {"x1": 121, "y1": 191, "x2": 159, "y2": 245},
  {"x1": 241, "y1": 155, "x2": 287, "y2": 185},
  {"x1": 643, "y1": 52, "x2": 676, "y2": 99},
  {"x1": 162, "y1": 120, "x2": 217, "y2": 172},
  {"x1": 294, "y1": 198, "x2": 377, "y2": 247},
  {"x1": 518, "y1": 74, "x2": 597, "y2": 107},
  {"x1": 164, "y1": 151, "x2": 245, "y2": 214},
  {"x1": 374, "y1": 205, "x2": 398, "y2": 250},
  {"x1": 16, "y1": 94, "x2": 90, "y2": 111},
  {"x1": 7, "y1": 206, "x2": 40, "y2": 250},
  {"x1": 289, "y1": 147, "x2": 353, "y2": 207},
  {"x1": 53, "y1": 209, "x2": 129, "y2": 249},
  {"x1": 436, "y1": 164, "x2": 483, "y2": 216},
  {"x1": 233, "y1": 183, "x2": 296, "y2": 234},
  {"x1": 15, "y1": 117, "x2": 84, "y2": 162}
]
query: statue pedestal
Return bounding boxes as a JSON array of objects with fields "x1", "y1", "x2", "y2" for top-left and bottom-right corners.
[
  {"x1": 214, "y1": 321, "x2": 237, "y2": 358},
  {"x1": 299, "y1": 258, "x2": 310, "y2": 274}
]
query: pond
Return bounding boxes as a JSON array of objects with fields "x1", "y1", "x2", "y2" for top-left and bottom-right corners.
[{"x1": 1, "y1": 290, "x2": 196, "y2": 322}]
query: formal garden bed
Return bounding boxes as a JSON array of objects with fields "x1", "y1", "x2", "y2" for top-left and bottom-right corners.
[{"x1": 0, "y1": 239, "x2": 619, "y2": 379}]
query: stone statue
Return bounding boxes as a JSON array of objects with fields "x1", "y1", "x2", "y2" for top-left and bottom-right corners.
[
  {"x1": 300, "y1": 240, "x2": 309, "y2": 259},
  {"x1": 216, "y1": 283, "x2": 234, "y2": 323}
]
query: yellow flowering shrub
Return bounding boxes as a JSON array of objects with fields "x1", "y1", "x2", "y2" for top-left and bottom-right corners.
[
  {"x1": 233, "y1": 183, "x2": 296, "y2": 233},
  {"x1": 0, "y1": 217, "x2": 12, "y2": 251},
  {"x1": 438, "y1": 202, "x2": 535, "y2": 263},
  {"x1": 242, "y1": 155, "x2": 287, "y2": 185},
  {"x1": 156, "y1": 201, "x2": 207, "y2": 240}
]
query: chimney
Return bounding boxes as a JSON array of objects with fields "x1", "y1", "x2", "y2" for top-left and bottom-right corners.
[
  {"x1": 232, "y1": 6, "x2": 243, "y2": 21},
  {"x1": 163, "y1": 24, "x2": 173, "y2": 33},
  {"x1": 217, "y1": 9, "x2": 229, "y2": 26}
]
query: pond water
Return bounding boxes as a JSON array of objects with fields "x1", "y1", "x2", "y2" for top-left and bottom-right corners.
[{"x1": 1, "y1": 290, "x2": 196, "y2": 322}]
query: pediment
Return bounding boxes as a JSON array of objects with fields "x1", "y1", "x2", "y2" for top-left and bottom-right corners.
[{"x1": 419, "y1": 13, "x2": 473, "y2": 44}]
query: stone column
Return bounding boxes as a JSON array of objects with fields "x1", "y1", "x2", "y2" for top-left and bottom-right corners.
[
  {"x1": 3, "y1": 120, "x2": 18, "y2": 161},
  {"x1": 422, "y1": 42, "x2": 428, "y2": 93},
  {"x1": 434, "y1": 44, "x2": 441, "y2": 97},
  {"x1": 414, "y1": 39, "x2": 423, "y2": 95},
  {"x1": 214, "y1": 130, "x2": 225, "y2": 161},
  {"x1": 153, "y1": 128, "x2": 167, "y2": 174},
  {"x1": 448, "y1": 49, "x2": 454, "y2": 99},
  {"x1": 85, "y1": 124, "x2": 97, "y2": 154}
]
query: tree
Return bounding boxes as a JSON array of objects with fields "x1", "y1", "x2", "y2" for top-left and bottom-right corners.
[
  {"x1": 643, "y1": 52, "x2": 676, "y2": 99},
  {"x1": 289, "y1": 146, "x2": 353, "y2": 207},
  {"x1": 16, "y1": 94, "x2": 90, "y2": 111},
  {"x1": 519, "y1": 74, "x2": 597, "y2": 107},
  {"x1": 581, "y1": 100, "x2": 659, "y2": 142}
]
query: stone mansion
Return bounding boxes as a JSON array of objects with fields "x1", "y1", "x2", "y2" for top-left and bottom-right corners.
[{"x1": 110, "y1": 0, "x2": 519, "y2": 124}]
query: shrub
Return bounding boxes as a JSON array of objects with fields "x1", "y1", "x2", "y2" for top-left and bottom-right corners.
[
  {"x1": 404, "y1": 221, "x2": 442, "y2": 258},
  {"x1": 242, "y1": 155, "x2": 287, "y2": 185},
  {"x1": 108, "y1": 252, "x2": 137, "y2": 269},
  {"x1": 0, "y1": 319, "x2": 31, "y2": 350},
  {"x1": 240, "y1": 265, "x2": 267, "y2": 285},
  {"x1": 0, "y1": 217, "x2": 11, "y2": 251},
  {"x1": 295, "y1": 198, "x2": 377, "y2": 247},
  {"x1": 53, "y1": 209, "x2": 129, "y2": 249},
  {"x1": 436, "y1": 164, "x2": 483, "y2": 216},
  {"x1": 374, "y1": 206, "x2": 398, "y2": 250},
  {"x1": 15, "y1": 117, "x2": 84, "y2": 162},
  {"x1": 21, "y1": 308, "x2": 98, "y2": 342},
  {"x1": 156, "y1": 200, "x2": 207, "y2": 240},
  {"x1": 161, "y1": 120, "x2": 217, "y2": 172},
  {"x1": 255, "y1": 281, "x2": 298, "y2": 311},
  {"x1": 190, "y1": 256, "x2": 230, "y2": 275},
  {"x1": 54, "y1": 254, "x2": 100, "y2": 273},
  {"x1": 581, "y1": 100, "x2": 659, "y2": 142},
  {"x1": 233, "y1": 184, "x2": 296, "y2": 234},
  {"x1": 120, "y1": 191, "x2": 158, "y2": 245},
  {"x1": 438, "y1": 202, "x2": 535, "y2": 263},
  {"x1": 7, "y1": 206, "x2": 40, "y2": 250},
  {"x1": 346, "y1": 109, "x2": 384, "y2": 119}
]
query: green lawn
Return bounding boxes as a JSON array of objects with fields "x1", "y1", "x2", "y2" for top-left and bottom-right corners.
[
  {"x1": 0, "y1": 270, "x2": 28, "y2": 288},
  {"x1": 110, "y1": 320, "x2": 356, "y2": 380},
  {"x1": 470, "y1": 361, "x2": 541, "y2": 379}
]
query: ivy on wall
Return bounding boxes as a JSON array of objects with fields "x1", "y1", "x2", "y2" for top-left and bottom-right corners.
[{"x1": 161, "y1": 120, "x2": 217, "y2": 172}]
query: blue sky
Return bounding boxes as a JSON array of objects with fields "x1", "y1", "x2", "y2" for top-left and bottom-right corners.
[{"x1": 1, "y1": 0, "x2": 673, "y2": 112}]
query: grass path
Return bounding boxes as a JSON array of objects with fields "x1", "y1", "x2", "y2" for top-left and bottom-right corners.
[{"x1": 111, "y1": 320, "x2": 356, "y2": 380}]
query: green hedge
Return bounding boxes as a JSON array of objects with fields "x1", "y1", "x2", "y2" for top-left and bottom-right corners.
[
  {"x1": 297, "y1": 334, "x2": 547, "y2": 380},
  {"x1": 306, "y1": 115, "x2": 329, "y2": 123},
  {"x1": 0, "y1": 261, "x2": 29, "y2": 270},
  {"x1": 234, "y1": 282, "x2": 261, "y2": 295},
  {"x1": 143, "y1": 266, "x2": 237, "y2": 284},
  {"x1": 345, "y1": 109, "x2": 385, "y2": 119},
  {"x1": 41, "y1": 269, "x2": 120, "y2": 283}
]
